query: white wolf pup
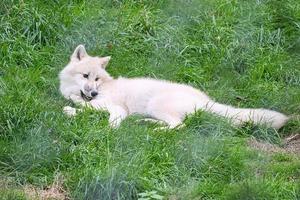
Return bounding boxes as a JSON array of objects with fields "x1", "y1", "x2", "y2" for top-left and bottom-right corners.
[{"x1": 59, "y1": 45, "x2": 289, "y2": 129}]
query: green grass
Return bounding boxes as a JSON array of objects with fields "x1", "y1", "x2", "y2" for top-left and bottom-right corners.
[{"x1": 1, "y1": 0, "x2": 300, "y2": 199}]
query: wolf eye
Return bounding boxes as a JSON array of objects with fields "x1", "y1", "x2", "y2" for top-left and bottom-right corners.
[
  {"x1": 95, "y1": 77, "x2": 99, "y2": 81},
  {"x1": 83, "y1": 74, "x2": 89, "y2": 78}
]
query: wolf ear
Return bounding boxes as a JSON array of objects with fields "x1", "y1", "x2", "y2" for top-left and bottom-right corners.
[
  {"x1": 71, "y1": 45, "x2": 88, "y2": 61},
  {"x1": 100, "y1": 56, "x2": 111, "y2": 69}
]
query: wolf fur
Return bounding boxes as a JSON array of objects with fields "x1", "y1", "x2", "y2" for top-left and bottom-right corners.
[{"x1": 59, "y1": 45, "x2": 289, "y2": 129}]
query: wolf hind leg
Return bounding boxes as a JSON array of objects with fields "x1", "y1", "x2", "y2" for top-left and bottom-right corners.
[
  {"x1": 136, "y1": 118, "x2": 166, "y2": 125},
  {"x1": 154, "y1": 123, "x2": 185, "y2": 131},
  {"x1": 152, "y1": 113, "x2": 183, "y2": 130}
]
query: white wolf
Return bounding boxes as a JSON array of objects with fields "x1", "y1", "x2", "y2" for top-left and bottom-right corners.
[{"x1": 59, "y1": 45, "x2": 289, "y2": 129}]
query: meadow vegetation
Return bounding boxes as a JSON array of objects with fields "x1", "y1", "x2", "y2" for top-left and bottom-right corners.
[{"x1": 0, "y1": 0, "x2": 300, "y2": 199}]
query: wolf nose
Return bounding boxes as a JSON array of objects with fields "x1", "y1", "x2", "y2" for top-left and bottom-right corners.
[{"x1": 91, "y1": 91, "x2": 98, "y2": 97}]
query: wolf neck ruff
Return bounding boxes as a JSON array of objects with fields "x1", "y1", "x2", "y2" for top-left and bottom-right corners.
[{"x1": 80, "y1": 90, "x2": 93, "y2": 101}]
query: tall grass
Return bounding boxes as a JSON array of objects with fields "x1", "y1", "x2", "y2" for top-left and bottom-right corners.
[{"x1": 0, "y1": 0, "x2": 300, "y2": 199}]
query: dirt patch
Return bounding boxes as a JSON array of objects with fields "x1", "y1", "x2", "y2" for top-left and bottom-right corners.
[
  {"x1": 24, "y1": 174, "x2": 69, "y2": 200},
  {"x1": 248, "y1": 138, "x2": 285, "y2": 154},
  {"x1": 248, "y1": 134, "x2": 300, "y2": 155},
  {"x1": 283, "y1": 134, "x2": 300, "y2": 154}
]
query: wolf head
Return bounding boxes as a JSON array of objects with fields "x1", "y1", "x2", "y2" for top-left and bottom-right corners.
[{"x1": 60, "y1": 45, "x2": 112, "y2": 100}]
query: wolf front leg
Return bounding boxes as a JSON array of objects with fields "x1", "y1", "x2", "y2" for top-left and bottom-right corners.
[
  {"x1": 89, "y1": 99, "x2": 107, "y2": 110},
  {"x1": 69, "y1": 94, "x2": 90, "y2": 107},
  {"x1": 108, "y1": 105, "x2": 128, "y2": 128},
  {"x1": 63, "y1": 106, "x2": 79, "y2": 116},
  {"x1": 63, "y1": 94, "x2": 90, "y2": 116}
]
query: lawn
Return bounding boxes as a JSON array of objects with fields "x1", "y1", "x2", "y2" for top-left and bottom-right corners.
[{"x1": 0, "y1": 0, "x2": 300, "y2": 199}]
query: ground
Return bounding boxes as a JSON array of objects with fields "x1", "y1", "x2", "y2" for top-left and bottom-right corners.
[{"x1": 0, "y1": 0, "x2": 300, "y2": 199}]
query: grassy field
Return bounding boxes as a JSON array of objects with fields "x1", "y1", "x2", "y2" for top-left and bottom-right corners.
[{"x1": 1, "y1": 0, "x2": 300, "y2": 199}]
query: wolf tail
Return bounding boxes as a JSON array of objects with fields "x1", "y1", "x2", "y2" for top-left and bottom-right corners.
[{"x1": 199, "y1": 101, "x2": 289, "y2": 129}]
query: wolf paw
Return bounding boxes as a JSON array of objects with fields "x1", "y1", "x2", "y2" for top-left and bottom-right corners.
[{"x1": 63, "y1": 106, "x2": 77, "y2": 116}]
